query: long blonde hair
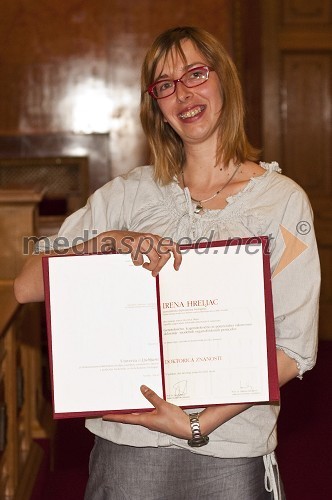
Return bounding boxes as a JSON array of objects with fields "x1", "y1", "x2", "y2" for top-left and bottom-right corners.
[{"x1": 140, "y1": 26, "x2": 260, "y2": 184}]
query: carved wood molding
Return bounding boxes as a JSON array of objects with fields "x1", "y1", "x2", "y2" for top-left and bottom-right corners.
[{"x1": 282, "y1": 0, "x2": 331, "y2": 24}]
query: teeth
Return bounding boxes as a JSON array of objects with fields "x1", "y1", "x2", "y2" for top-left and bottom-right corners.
[{"x1": 179, "y1": 107, "x2": 203, "y2": 119}]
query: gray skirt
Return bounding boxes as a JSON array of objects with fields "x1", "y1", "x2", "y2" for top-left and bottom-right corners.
[{"x1": 84, "y1": 437, "x2": 285, "y2": 500}]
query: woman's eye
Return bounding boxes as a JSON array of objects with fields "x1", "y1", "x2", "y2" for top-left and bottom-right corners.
[
  {"x1": 158, "y1": 81, "x2": 173, "y2": 92},
  {"x1": 188, "y1": 68, "x2": 205, "y2": 79}
]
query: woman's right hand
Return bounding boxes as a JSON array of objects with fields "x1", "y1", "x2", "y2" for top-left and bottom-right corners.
[
  {"x1": 14, "y1": 230, "x2": 181, "y2": 304},
  {"x1": 95, "y1": 230, "x2": 182, "y2": 277}
]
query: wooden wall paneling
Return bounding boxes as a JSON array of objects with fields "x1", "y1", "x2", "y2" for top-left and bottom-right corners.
[
  {"x1": 262, "y1": 0, "x2": 281, "y2": 161},
  {"x1": 15, "y1": 312, "x2": 32, "y2": 464},
  {"x1": 0, "y1": 0, "x2": 109, "y2": 134},
  {"x1": 232, "y1": 0, "x2": 263, "y2": 151},
  {"x1": 0, "y1": 352, "x2": 7, "y2": 497},
  {"x1": 0, "y1": 0, "x2": 235, "y2": 186},
  {"x1": 1, "y1": 188, "x2": 47, "y2": 270},
  {"x1": 0, "y1": 286, "x2": 45, "y2": 500},
  {"x1": 0, "y1": 190, "x2": 43, "y2": 280},
  {"x1": 282, "y1": 0, "x2": 331, "y2": 24},
  {"x1": 262, "y1": 0, "x2": 332, "y2": 339},
  {"x1": 103, "y1": 0, "x2": 235, "y2": 178},
  {"x1": 281, "y1": 54, "x2": 331, "y2": 194},
  {"x1": 3, "y1": 322, "x2": 19, "y2": 497}
]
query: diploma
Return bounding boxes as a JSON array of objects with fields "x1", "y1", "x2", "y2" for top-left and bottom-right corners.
[{"x1": 43, "y1": 237, "x2": 279, "y2": 418}]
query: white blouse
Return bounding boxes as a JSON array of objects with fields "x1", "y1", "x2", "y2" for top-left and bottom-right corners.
[{"x1": 43, "y1": 162, "x2": 320, "y2": 458}]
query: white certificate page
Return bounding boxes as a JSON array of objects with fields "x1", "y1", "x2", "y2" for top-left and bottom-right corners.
[
  {"x1": 46, "y1": 254, "x2": 163, "y2": 415},
  {"x1": 158, "y1": 244, "x2": 271, "y2": 407}
]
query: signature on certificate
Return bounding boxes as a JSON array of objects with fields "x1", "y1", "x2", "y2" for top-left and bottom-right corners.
[{"x1": 171, "y1": 380, "x2": 188, "y2": 398}]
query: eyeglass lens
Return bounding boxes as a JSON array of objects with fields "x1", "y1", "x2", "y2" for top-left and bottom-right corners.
[{"x1": 151, "y1": 66, "x2": 209, "y2": 99}]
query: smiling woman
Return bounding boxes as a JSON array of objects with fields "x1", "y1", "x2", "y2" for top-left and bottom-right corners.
[
  {"x1": 14, "y1": 26, "x2": 320, "y2": 500},
  {"x1": 140, "y1": 27, "x2": 260, "y2": 186}
]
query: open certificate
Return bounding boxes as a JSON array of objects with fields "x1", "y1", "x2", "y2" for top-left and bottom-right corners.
[{"x1": 43, "y1": 237, "x2": 279, "y2": 418}]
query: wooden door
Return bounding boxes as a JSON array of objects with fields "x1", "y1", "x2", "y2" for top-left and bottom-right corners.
[{"x1": 261, "y1": 0, "x2": 332, "y2": 339}]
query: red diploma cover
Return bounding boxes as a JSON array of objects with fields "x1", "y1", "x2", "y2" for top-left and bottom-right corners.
[{"x1": 42, "y1": 237, "x2": 279, "y2": 419}]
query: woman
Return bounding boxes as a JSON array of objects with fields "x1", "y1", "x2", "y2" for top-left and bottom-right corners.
[{"x1": 15, "y1": 27, "x2": 320, "y2": 499}]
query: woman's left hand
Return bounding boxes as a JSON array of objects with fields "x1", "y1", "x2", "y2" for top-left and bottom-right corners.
[{"x1": 102, "y1": 385, "x2": 192, "y2": 440}]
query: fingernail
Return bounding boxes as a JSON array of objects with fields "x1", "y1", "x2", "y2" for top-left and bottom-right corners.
[{"x1": 140, "y1": 384, "x2": 148, "y2": 393}]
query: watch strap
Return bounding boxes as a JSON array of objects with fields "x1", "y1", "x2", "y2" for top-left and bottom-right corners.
[{"x1": 187, "y1": 412, "x2": 209, "y2": 447}]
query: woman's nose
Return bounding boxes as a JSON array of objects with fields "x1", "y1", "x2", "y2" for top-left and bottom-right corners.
[{"x1": 175, "y1": 81, "x2": 193, "y2": 102}]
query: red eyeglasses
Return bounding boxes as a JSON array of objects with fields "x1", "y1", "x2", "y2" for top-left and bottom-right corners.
[{"x1": 147, "y1": 66, "x2": 214, "y2": 99}]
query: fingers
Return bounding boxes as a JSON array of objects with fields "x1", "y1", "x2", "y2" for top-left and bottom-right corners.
[
  {"x1": 157, "y1": 239, "x2": 182, "y2": 272},
  {"x1": 131, "y1": 234, "x2": 161, "y2": 269},
  {"x1": 143, "y1": 245, "x2": 172, "y2": 277},
  {"x1": 112, "y1": 232, "x2": 181, "y2": 276},
  {"x1": 172, "y1": 241, "x2": 182, "y2": 271},
  {"x1": 143, "y1": 237, "x2": 181, "y2": 277}
]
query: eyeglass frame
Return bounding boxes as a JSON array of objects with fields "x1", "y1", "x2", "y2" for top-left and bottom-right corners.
[{"x1": 146, "y1": 65, "x2": 214, "y2": 100}]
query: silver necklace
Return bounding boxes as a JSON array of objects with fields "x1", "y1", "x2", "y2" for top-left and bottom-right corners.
[{"x1": 181, "y1": 162, "x2": 241, "y2": 214}]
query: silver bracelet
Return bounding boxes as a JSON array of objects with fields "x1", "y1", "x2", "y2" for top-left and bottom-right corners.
[{"x1": 187, "y1": 412, "x2": 209, "y2": 447}]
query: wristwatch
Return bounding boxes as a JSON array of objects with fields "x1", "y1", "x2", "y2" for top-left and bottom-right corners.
[{"x1": 187, "y1": 412, "x2": 209, "y2": 447}]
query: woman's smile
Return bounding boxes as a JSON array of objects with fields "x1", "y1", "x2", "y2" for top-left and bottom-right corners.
[{"x1": 178, "y1": 105, "x2": 206, "y2": 120}]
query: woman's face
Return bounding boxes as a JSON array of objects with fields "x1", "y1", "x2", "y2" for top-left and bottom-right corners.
[{"x1": 154, "y1": 39, "x2": 222, "y2": 149}]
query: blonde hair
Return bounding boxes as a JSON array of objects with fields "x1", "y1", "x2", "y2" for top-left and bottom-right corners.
[{"x1": 140, "y1": 26, "x2": 260, "y2": 184}]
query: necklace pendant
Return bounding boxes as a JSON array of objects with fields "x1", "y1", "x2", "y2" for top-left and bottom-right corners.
[{"x1": 194, "y1": 203, "x2": 204, "y2": 214}]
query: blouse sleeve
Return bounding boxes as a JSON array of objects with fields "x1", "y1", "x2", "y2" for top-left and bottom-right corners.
[{"x1": 271, "y1": 188, "x2": 320, "y2": 378}]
